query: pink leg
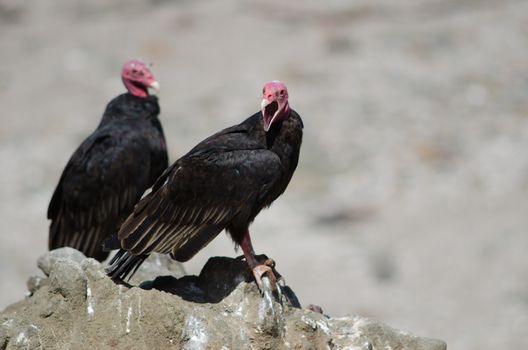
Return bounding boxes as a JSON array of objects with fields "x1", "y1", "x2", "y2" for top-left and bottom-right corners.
[{"x1": 239, "y1": 230, "x2": 277, "y2": 292}]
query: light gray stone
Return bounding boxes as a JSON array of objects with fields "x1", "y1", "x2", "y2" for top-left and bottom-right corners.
[
  {"x1": 37, "y1": 248, "x2": 86, "y2": 276},
  {"x1": 1, "y1": 250, "x2": 447, "y2": 349}
]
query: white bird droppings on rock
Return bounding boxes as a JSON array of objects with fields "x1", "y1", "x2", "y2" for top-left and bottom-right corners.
[
  {"x1": 183, "y1": 316, "x2": 208, "y2": 350},
  {"x1": 86, "y1": 285, "x2": 95, "y2": 317}
]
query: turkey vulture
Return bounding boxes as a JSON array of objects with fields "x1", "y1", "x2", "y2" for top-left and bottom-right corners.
[
  {"x1": 106, "y1": 81, "x2": 303, "y2": 291},
  {"x1": 47, "y1": 60, "x2": 168, "y2": 261}
]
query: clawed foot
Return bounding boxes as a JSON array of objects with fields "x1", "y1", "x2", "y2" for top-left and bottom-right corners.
[
  {"x1": 252, "y1": 261, "x2": 276, "y2": 291},
  {"x1": 237, "y1": 254, "x2": 282, "y2": 299},
  {"x1": 252, "y1": 258, "x2": 283, "y2": 301}
]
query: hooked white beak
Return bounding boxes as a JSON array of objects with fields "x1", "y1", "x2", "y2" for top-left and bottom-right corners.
[
  {"x1": 261, "y1": 98, "x2": 270, "y2": 110},
  {"x1": 148, "y1": 80, "x2": 161, "y2": 93},
  {"x1": 261, "y1": 98, "x2": 280, "y2": 132}
]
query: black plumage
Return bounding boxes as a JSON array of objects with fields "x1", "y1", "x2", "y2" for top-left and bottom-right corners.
[
  {"x1": 107, "y1": 81, "x2": 302, "y2": 288},
  {"x1": 48, "y1": 61, "x2": 168, "y2": 261}
]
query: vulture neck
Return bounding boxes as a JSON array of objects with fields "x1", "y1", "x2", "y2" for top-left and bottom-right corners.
[
  {"x1": 264, "y1": 110, "x2": 291, "y2": 149},
  {"x1": 100, "y1": 94, "x2": 160, "y2": 126}
]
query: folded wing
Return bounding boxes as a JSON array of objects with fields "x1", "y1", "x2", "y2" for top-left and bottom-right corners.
[
  {"x1": 118, "y1": 147, "x2": 282, "y2": 262},
  {"x1": 48, "y1": 131, "x2": 152, "y2": 260}
]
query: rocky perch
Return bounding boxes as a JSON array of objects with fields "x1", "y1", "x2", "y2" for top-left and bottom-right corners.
[{"x1": 0, "y1": 248, "x2": 446, "y2": 350}]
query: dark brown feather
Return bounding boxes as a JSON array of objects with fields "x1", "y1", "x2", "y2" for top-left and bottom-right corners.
[
  {"x1": 107, "y1": 109, "x2": 303, "y2": 280},
  {"x1": 48, "y1": 94, "x2": 168, "y2": 261}
]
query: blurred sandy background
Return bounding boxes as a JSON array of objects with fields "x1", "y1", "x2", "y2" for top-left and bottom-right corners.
[{"x1": 1, "y1": 0, "x2": 527, "y2": 348}]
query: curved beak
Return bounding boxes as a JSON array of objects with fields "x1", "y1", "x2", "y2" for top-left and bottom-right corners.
[
  {"x1": 261, "y1": 98, "x2": 278, "y2": 132},
  {"x1": 148, "y1": 80, "x2": 161, "y2": 93},
  {"x1": 261, "y1": 98, "x2": 270, "y2": 110}
]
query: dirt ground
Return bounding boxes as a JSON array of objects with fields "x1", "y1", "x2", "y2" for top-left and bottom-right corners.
[{"x1": 1, "y1": 1, "x2": 527, "y2": 349}]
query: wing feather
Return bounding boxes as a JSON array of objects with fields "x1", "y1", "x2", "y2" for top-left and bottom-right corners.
[
  {"x1": 118, "y1": 146, "x2": 282, "y2": 261},
  {"x1": 48, "y1": 115, "x2": 169, "y2": 262},
  {"x1": 49, "y1": 181, "x2": 145, "y2": 261},
  {"x1": 157, "y1": 227, "x2": 189, "y2": 254}
]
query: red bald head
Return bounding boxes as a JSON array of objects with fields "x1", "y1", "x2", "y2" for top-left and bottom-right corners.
[
  {"x1": 121, "y1": 60, "x2": 160, "y2": 98},
  {"x1": 261, "y1": 81, "x2": 290, "y2": 131}
]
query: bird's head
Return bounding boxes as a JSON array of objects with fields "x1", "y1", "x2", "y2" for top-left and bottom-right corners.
[
  {"x1": 121, "y1": 59, "x2": 160, "y2": 98},
  {"x1": 261, "y1": 81, "x2": 290, "y2": 132}
]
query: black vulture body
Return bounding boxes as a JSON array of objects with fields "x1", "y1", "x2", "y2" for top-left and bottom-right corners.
[
  {"x1": 48, "y1": 94, "x2": 168, "y2": 261},
  {"x1": 107, "y1": 109, "x2": 303, "y2": 280}
]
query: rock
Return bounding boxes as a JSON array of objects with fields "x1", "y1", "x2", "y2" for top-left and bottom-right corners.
[
  {"x1": 48, "y1": 258, "x2": 87, "y2": 300},
  {"x1": 37, "y1": 247, "x2": 86, "y2": 276},
  {"x1": 0, "y1": 249, "x2": 446, "y2": 349},
  {"x1": 328, "y1": 317, "x2": 447, "y2": 350},
  {"x1": 25, "y1": 276, "x2": 45, "y2": 296}
]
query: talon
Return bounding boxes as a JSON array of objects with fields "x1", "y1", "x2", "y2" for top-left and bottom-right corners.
[
  {"x1": 238, "y1": 232, "x2": 282, "y2": 299},
  {"x1": 252, "y1": 264, "x2": 277, "y2": 294},
  {"x1": 264, "y1": 258, "x2": 275, "y2": 268}
]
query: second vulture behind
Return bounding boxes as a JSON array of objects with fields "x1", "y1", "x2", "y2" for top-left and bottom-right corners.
[{"x1": 48, "y1": 60, "x2": 168, "y2": 261}]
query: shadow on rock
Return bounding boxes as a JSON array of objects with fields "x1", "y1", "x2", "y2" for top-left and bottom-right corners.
[{"x1": 139, "y1": 255, "x2": 301, "y2": 308}]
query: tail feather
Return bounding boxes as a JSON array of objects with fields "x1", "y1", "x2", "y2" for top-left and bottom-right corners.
[
  {"x1": 50, "y1": 215, "x2": 110, "y2": 262},
  {"x1": 106, "y1": 249, "x2": 147, "y2": 282}
]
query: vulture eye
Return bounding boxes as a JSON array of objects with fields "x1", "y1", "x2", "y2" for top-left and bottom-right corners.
[{"x1": 280, "y1": 90, "x2": 285, "y2": 95}]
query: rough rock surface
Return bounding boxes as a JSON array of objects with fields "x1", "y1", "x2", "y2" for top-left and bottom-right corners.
[{"x1": 0, "y1": 249, "x2": 446, "y2": 350}]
